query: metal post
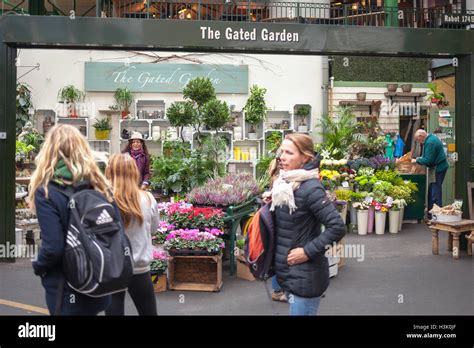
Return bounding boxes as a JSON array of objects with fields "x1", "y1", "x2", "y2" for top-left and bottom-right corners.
[
  {"x1": 96, "y1": 0, "x2": 101, "y2": 17},
  {"x1": 0, "y1": 43, "x2": 17, "y2": 263}
]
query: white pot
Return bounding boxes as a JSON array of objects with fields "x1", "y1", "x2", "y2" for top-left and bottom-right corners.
[
  {"x1": 248, "y1": 132, "x2": 257, "y2": 140},
  {"x1": 375, "y1": 211, "x2": 387, "y2": 235},
  {"x1": 297, "y1": 126, "x2": 308, "y2": 132},
  {"x1": 389, "y1": 210, "x2": 400, "y2": 234},
  {"x1": 357, "y1": 209, "x2": 368, "y2": 235},
  {"x1": 398, "y1": 206, "x2": 404, "y2": 231}
]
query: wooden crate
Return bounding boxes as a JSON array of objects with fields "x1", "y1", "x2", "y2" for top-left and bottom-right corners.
[{"x1": 168, "y1": 254, "x2": 223, "y2": 292}]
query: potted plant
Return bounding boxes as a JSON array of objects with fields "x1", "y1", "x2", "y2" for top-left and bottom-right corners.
[
  {"x1": 243, "y1": 85, "x2": 267, "y2": 140},
  {"x1": 426, "y1": 83, "x2": 448, "y2": 107},
  {"x1": 163, "y1": 228, "x2": 226, "y2": 256},
  {"x1": 386, "y1": 83, "x2": 398, "y2": 92},
  {"x1": 352, "y1": 195, "x2": 371, "y2": 235},
  {"x1": 16, "y1": 82, "x2": 33, "y2": 136},
  {"x1": 401, "y1": 84, "x2": 413, "y2": 93},
  {"x1": 152, "y1": 221, "x2": 176, "y2": 246},
  {"x1": 166, "y1": 101, "x2": 196, "y2": 142},
  {"x1": 150, "y1": 250, "x2": 169, "y2": 292},
  {"x1": 92, "y1": 117, "x2": 112, "y2": 140},
  {"x1": 295, "y1": 105, "x2": 310, "y2": 132},
  {"x1": 114, "y1": 87, "x2": 133, "y2": 118},
  {"x1": 57, "y1": 85, "x2": 85, "y2": 118}
]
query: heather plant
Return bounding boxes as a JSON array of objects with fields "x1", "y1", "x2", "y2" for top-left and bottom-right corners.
[{"x1": 186, "y1": 173, "x2": 260, "y2": 207}]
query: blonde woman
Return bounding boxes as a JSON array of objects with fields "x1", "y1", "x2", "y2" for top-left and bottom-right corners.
[
  {"x1": 105, "y1": 153, "x2": 158, "y2": 316},
  {"x1": 29, "y1": 124, "x2": 113, "y2": 315}
]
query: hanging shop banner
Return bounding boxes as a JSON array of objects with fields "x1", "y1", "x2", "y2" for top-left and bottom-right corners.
[{"x1": 85, "y1": 63, "x2": 248, "y2": 93}]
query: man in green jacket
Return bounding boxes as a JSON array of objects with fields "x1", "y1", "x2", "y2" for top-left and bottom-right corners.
[{"x1": 411, "y1": 129, "x2": 449, "y2": 217}]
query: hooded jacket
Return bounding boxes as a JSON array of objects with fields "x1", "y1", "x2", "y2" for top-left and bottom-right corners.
[{"x1": 274, "y1": 159, "x2": 346, "y2": 298}]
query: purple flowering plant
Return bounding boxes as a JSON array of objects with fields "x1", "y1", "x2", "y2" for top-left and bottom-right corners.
[
  {"x1": 150, "y1": 250, "x2": 169, "y2": 272},
  {"x1": 152, "y1": 221, "x2": 176, "y2": 245}
]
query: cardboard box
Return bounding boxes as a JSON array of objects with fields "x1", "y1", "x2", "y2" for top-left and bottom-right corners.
[
  {"x1": 151, "y1": 274, "x2": 167, "y2": 292},
  {"x1": 236, "y1": 259, "x2": 255, "y2": 281}
]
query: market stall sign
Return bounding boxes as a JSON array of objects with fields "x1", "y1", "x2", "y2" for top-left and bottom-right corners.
[{"x1": 85, "y1": 63, "x2": 248, "y2": 93}]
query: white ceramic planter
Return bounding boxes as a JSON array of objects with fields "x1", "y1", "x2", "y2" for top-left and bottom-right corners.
[
  {"x1": 375, "y1": 211, "x2": 387, "y2": 235},
  {"x1": 248, "y1": 132, "x2": 257, "y2": 140},
  {"x1": 389, "y1": 210, "x2": 400, "y2": 234},
  {"x1": 297, "y1": 126, "x2": 308, "y2": 132},
  {"x1": 398, "y1": 206, "x2": 405, "y2": 231},
  {"x1": 357, "y1": 209, "x2": 368, "y2": 235}
]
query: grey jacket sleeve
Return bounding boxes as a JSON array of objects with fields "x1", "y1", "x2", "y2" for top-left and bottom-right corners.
[{"x1": 303, "y1": 186, "x2": 346, "y2": 260}]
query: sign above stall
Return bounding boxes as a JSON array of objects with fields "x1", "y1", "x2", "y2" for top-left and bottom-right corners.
[
  {"x1": 442, "y1": 14, "x2": 474, "y2": 24},
  {"x1": 85, "y1": 63, "x2": 248, "y2": 93}
]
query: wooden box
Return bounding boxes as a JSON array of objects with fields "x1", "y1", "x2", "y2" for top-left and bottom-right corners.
[
  {"x1": 168, "y1": 254, "x2": 223, "y2": 292},
  {"x1": 151, "y1": 274, "x2": 167, "y2": 293},
  {"x1": 236, "y1": 256, "x2": 255, "y2": 281}
]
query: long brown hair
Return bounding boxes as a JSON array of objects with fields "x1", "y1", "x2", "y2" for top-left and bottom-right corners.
[
  {"x1": 28, "y1": 124, "x2": 113, "y2": 211},
  {"x1": 106, "y1": 153, "x2": 146, "y2": 228},
  {"x1": 121, "y1": 139, "x2": 149, "y2": 156},
  {"x1": 284, "y1": 133, "x2": 315, "y2": 162}
]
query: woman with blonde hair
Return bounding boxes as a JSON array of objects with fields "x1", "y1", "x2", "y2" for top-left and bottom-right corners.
[
  {"x1": 272, "y1": 133, "x2": 344, "y2": 315},
  {"x1": 105, "y1": 153, "x2": 158, "y2": 316},
  {"x1": 29, "y1": 124, "x2": 113, "y2": 315}
]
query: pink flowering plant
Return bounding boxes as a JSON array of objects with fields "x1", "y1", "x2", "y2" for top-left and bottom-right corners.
[
  {"x1": 163, "y1": 228, "x2": 225, "y2": 253},
  {"x1": 150, "y1": 250, "x2": 169, "y2": 272},
  {"x1": 371, "y1": 199, "x2": 392, "y2": 213},
  {"x1": 152, "y1": 221, "x2": 176, "y2": 245},
  {"x1": 186, "y1": 173, "x2": 260, "y2": 207}
]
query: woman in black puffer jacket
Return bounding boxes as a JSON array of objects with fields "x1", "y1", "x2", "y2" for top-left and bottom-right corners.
[{"x1": 271, "y1": 133, "x2": 346, "y2": 315}]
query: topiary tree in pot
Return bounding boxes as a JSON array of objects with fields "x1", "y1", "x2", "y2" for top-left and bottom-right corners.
[
  {"x1": 243, "y1": 85, "x2": 267, "y2": 139},
  {"x1": 166, "y1": 101, "x2": 196, "y2": 142}
]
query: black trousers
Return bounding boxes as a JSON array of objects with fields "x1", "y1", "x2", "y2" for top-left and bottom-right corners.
[{"x1": 105, "y1": 271, "x2": 157, "y2": 316}]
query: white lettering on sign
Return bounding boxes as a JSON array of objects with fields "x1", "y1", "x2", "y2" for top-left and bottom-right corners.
[{"x1": 200, "y1": 26, "x2": 299, "y2": 43}]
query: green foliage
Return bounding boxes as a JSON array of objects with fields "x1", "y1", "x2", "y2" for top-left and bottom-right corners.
[
  {"x1": 295, "y1": 105, "x2": 310, "y2": 116},
  {"x1": 236, "y1": 239, "x2": 245, "y2": 250},
  {"x1": 256, "y1": 154, "x2": 275, "y2": 180},
  {"x1": 20, "y1": 128, "x2": 44, "y2": 154},
  {"x1": 114, "y1": 87, "x2": 133, "y2": 112},
  {"x1": 183, "y1": 77, "x2": 216, "y2": 107},
  {"x1": 150, "y1": 152, "x2": 214, "y2": 194},
  {"x1": 201, "y1": 99, "x2": 230, "y2": 132},
  {"x1": 331, "y1": 56, "x2": 430, "y2": 82},
  {"x1": 163, "y1": 140, "x2": 191, "y2": 158},
  {"x1": 92, "y1": 117, "x2": 112, "y2": 131},
  {"x1": 15, "y1": 140, "x2": 35, "y2": 161},
  {"x1": 166, "y1": 101, "x2": 196, "y2": 128},
  {"x1": 334, "y1": 189, "x2": 352, "y2": 201},
  {"x1": 200, "y1": 134, "x2": 227, "y2": 177},
  {"x1": 316, "y1": 106, "x2": 356, "y2": 160},
  {"x1": 265, "y1": 131, "x2": 283, "y2": 155},
  {"x1": 243, "y1": 85, "x2": 268, "y2": 126},
  {"x1": 58, "y1": 85, "x2": 85, "y2": 103},
  {"x1": 349, "y1": 119, "x2": 386, "y2": 159},
  {"x1": 375, "y1": 169, "x2": 402, "y2": 185},
  {"x1": 350, "y1": 191, "x2": 367, "y2": 202},
  {"x1": 16, "y1": 82, "x2": 33, "y2": 136}
]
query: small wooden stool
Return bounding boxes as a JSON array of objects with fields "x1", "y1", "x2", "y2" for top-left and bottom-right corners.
[{"x1": 429, "y1": 219, "x2": 474, "y2": 259}]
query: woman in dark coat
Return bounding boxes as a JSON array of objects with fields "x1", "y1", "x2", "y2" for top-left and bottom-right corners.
[
  {"x1": 270, "y1": 133, "x2": 346, "y2": 315},
  {"x1": 122, "y1": 132, "x2": 151, "y2": 190},
  {"x1": 29, "y1": 124, "x2": 113, "y2": 315}
]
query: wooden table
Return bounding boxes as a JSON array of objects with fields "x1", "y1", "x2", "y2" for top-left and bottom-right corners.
[{"x1": 429, "y1": 220, "x2": 474, "y2": 259}]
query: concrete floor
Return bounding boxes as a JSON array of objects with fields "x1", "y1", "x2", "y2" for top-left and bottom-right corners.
[{"x1": 0, "y1": 222, "x2": 472, "y2": 316}]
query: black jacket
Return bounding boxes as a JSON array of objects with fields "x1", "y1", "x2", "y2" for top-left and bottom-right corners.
[
  {"x1": 274, "y1": 161, "x2": 346, "y2": 298},
  {"x1": 33, "y1": 182, "x2": 111, "y2": 315}
]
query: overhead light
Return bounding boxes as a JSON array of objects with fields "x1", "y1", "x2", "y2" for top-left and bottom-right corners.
[
  {"x1": 352, "y1": 3, "x2": 358, "y2": 10},
  {"x1": 178, "y1": 7, "x2": 187, "y2": 14},
  {"x1": 186, "y1": 12, "x2": 192, "y2": 19}
]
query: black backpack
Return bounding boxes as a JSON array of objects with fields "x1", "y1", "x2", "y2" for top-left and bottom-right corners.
[
  {"x1": 244, "y1": 204, "x2": 276, "y2": 281},
  {"x1": 53, "y1": 182, "x2": 134, "y2": 298}
]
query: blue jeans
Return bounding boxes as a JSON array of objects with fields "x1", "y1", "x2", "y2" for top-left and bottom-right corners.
[
  {"x1": 428, "y1": 169, "x2": 447, "y2": 215},
  {"x1": 288, "y1": 294, "x2": 321, "y2": 316},
  {"x1": 271, "y1": 276, "x2": 281, "y2": 292}
]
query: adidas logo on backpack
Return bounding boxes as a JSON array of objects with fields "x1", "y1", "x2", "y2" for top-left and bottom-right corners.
[{"x1": 96, "y1": 209, "x2": 113, "y2": 225}]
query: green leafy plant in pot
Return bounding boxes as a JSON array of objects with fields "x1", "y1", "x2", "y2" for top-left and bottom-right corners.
[
  {"x1": 114, "y1": 87, "x2": 133, "y2": 118},
  {"x1": 57, "y1": 85, "x2": 85, "y2": 118},
  {"x1": 92, "y1": 117, "x2": 112, "y2": 140},
  {"x1": 243, "y1": 85, "x2": 267, "y2": 140},
  {"x1": 295, "y1": 105, "x2": 310, "y2": 132},
  {"x1": 16, "y1": 82, "x2": 34, "y2": 136}
]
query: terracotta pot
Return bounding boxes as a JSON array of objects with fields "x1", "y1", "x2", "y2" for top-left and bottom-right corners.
[
  {"x1": 401, "y1": 84, "x2": 413, "y2": 93},
  {"x1": 356, "y1": 92, "x2": 366, "y2": 101}
]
